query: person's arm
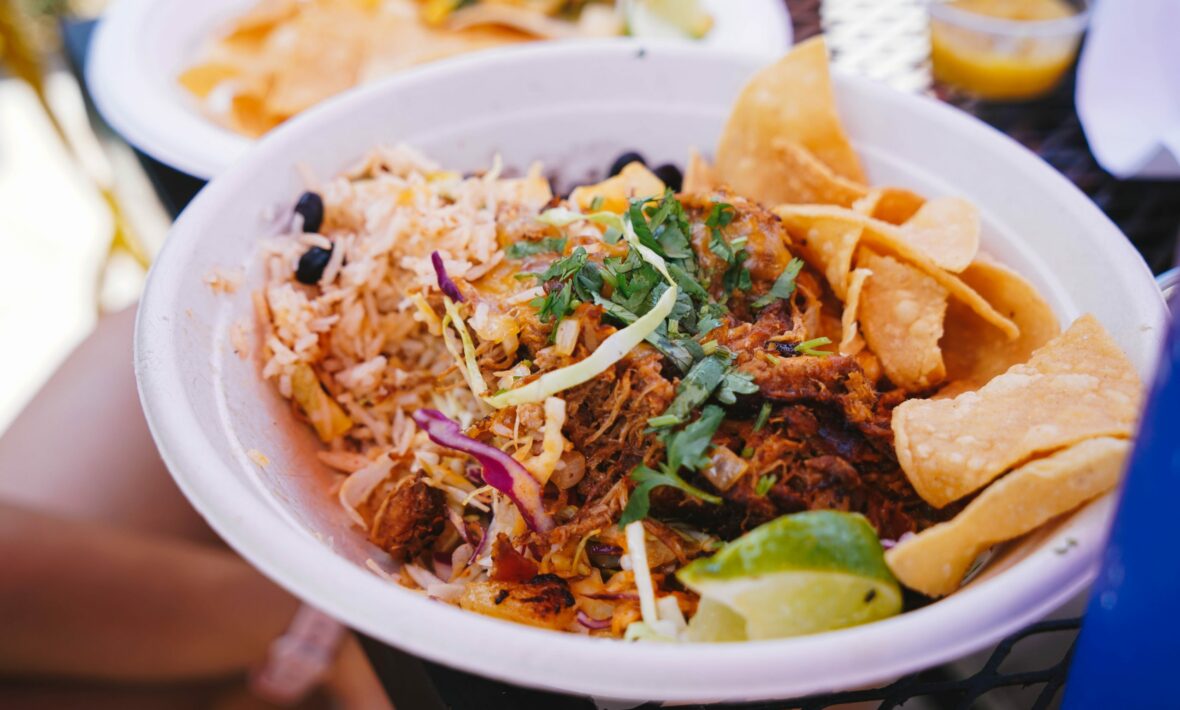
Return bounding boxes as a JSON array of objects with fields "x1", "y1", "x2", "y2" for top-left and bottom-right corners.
[
  {"x1": 0, "y1": 306, "x2": 213, "y2": 542},
  {"x1": 0, "y1": 502, "x2": 299, "y2": 681}
]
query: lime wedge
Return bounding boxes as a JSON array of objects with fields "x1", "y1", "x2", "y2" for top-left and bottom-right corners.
[
  {"x1": 679, "y1": 511, "x2": 901, "y2": 641},
  {"x1": 624, "y1": 0, "x2": 713, "y2": 39}
]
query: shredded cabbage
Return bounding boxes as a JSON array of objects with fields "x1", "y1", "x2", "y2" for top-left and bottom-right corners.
[
  {"x1": 483, "y1": 210, "x2": 676, "y2": 409},
  {"x1": 442, "y1": 296, "x2": 488, "y2": 398},
  {"x1": 626, "y1": 521, "x2": 660, "y2": 626}
]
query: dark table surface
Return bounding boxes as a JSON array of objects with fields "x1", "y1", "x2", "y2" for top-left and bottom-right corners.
[{"x1": 64, "y1": 0, "x2": 1179, "y2": 707}]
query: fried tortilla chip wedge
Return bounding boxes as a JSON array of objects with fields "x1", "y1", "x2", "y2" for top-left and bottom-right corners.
[
  {"x1": 682, "y1": 148, "x2": 718, "y2": 194},
  {"x1": 569, "y1": 162, "x2": 665, "y2": 213},
  {"x1": 855, "y1": 187, "x2": 926, "y2": 225},
  {"x1": 898, "y1": 196, "x2": 980, "y2": 273},
  {"x1": 716, "y1": 37, "x2": 866, "y2": 205},
  {"x1": 886, "y1": 437, "x2": 1129, "y2": 597},
  {"x1": 940, "y1": 255, "x2": 1061, "y2": 393},
  {"x1": 893, "y1": 314, "x2": 1141, "y2": 508},
  {"x1": 838, "y1": 267, "x2": 872, "y2": 355},
  {"x1": 774, "y1": 204, "x2": 1019, "y2": 339},
  {"x1": 788, "y1": 213, "x2": 863, "y2": 300},
  {"x1": 857, "y1": 252, "x2": 948, "y2": 391}
]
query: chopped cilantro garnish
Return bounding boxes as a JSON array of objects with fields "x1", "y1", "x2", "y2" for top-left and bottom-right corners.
[
  {"x1": 753, "y1": 401, "x2": 772, "y2": 432},
  {"x1": 740, "y1": 445, "x2": 755, "y2": 458},
  {"x1": 649, "y1": 351, "x2": 757, "y2": 429},
  {"x1": 752, "y1": 257, "x2": 804, "y2": 309},
  {"x1": 795, "y1": 337, "x2": 834, "y2": 357},
  {"x1": 706, "y1": 202, "x2": 752, "y2": 295},
  {"x1": 754, "y1": 474, "x2": 777, "y2": 497},
  {"x1": 620, "y1": 405, "x2": 725, "y2": 526},
  {"x1": 528, "y1": 247, "x2": 602, "y2": 326},
  {"x1": 505, "y1": 236, "x2": 567, "y2": 260}
]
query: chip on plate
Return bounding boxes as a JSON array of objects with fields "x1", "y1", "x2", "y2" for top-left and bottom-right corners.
[
  {"x1": 856, "y1": 251, "x2": 948, "y2": 391},
  {"x1": 886, "y1": 436, "x2": 1129, "y2": 596},
  {"x1": 855, "y1": 187, "x2": 926, "y2": 225},
  {"x1": 715, "y1": 37, "x2": 867, "y2": 206},
  {"x1": 838, "y1": 267, "x2": 872, "y2": 355},
  {"x1": 683, "y1": 148, "x2": 718, "y2": 194},
  {"x1": 897, "y1": 196, "x2": 980, "y2": 273},
  {"x1": 940, "y1": 254, "x2": 1061, "y2": 393},
  {"x1": 893, "y1": 314, "x2": 1141, "y2": 508},
  {"x1": 774, "y1": 204, "x2": 1019, "y2": 339}
]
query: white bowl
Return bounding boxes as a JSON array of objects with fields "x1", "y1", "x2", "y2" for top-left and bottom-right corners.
[
  {"x1": 135, "y1": 41, "x2": 1166, "y2": 703},
  {"x1": 87, "y1": 0, "x2": 792, "y2": 179}
]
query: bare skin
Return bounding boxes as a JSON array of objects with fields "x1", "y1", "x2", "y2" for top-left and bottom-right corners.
[{"x1": 0, "y1": 307, "x2": 390, "y2": 708}]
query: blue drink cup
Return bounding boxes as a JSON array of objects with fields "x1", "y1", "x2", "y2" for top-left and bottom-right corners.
[{"x1": 1064, "y1": 276, "x2": 1178, "y2": 708}]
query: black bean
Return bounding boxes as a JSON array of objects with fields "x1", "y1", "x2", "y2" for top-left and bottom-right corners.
[
  {"x1": 296, "y1": 246, "x2": 332, "y2": 285},
  {"x1": 608, "y1": 151, "x2": 646, "y2": 177},
  {"x1": 774, "y1": 341, "x2": 799, "y2": 357},
  {"x1": 652, "y1": 163, "x2": 683, "y2": 192},
  {"x1": 294, "y1": 191, "x2": 324, "y2": 233}
]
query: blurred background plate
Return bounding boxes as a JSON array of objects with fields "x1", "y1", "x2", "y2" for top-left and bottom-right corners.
[{"x1": 86, "y1": 0, "x2": 792, "y2": 180}]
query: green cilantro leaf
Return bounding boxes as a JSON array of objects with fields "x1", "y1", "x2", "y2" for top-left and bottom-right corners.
[
  {"x1": 753, "y1": 401, "x2": 772, "y2": 432},
  {"x1": 619, "y1": 405, "x2": 726, "y2": 526},
  {"x1": 505, "y1": 236, "x2": 567, "y2": 260},
  {"x1": 716, "y1": 368, "x2": 758, "y2": 404},
  {"x1": 754, "y1": 474, "x2": 777, "y2": 497},
  {"x1": 795, "y1": 337, "x2": 834, "y2": 357},
  {"x1": 706, "y1": 202, "x2": 752, "y2": 295},
  {"x1": 752, "y1": 257, "x2": 804, "y2": 309}
]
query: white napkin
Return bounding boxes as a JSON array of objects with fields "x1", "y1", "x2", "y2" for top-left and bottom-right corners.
[{"x1": 1076, "y1": 0, "x2": 1180, "y2": 179}]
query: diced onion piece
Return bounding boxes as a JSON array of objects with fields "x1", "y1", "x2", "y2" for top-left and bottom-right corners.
[
  {"x1": 518, "y1": 397, "x2": 568, "y2": 485},
  {"x1": 626, "y1": 521, "x2": 659, "y2": 625},
  {"x1": 337, "y1": 456, "x2": 395, "y2": 528},
  {"x1": 403, "y1": 563, "x2": 465, "y2": 602},
  {"x1": 554, "y1": 318, "x2": 581, "y2": 356},
  {"x1": 701, "y1": 445, "x2": 750, "y2": 492}
]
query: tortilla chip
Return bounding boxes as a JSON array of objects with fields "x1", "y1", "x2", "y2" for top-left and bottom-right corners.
[
  {"x1": 893, "y1": 314, "x2": 1141, "y2": 508},
  {"x1": 897, "y1": 197, "x2": 980, "y2": 273},
  {"x1": 716, "y1": 37, "x2": 866, "y2": 206},
  {"x1": 838, "y1": 267, "x2": 871, "y2": 355},
  {"x1": 224, "y1": 0, "x2": 299, "y2": 44},
  {"x1": 886, "y1": 437, "x2": 1128, "y2": 596},
  {"x1": 941, "y1": 255, "x2": 1061, "y2": 391},
  {"x1": 264, "y1": 8, "x2": 367, "y2": 116},
  {"x1": 855, "y1": 187, "x2": 927, "y2": 224},
  {"x1": 569, "y1": 162, "x2": 665, "y2": 214},
  {"x1": 682, "y1": 148, "x2": 717, "y2": 194},
  {"x1": 230, "y1": 91, "x2": 281, "y2": 138},
  {"x1": 496, "y1": 163, "x2": 553, "y2": 209},
  {"x1": 177, "y1": 62, "x2": 242, "y2": 99},
  {"x1": 774, "y1": 204, "x2": 1019, "y2": 340},
  {"x1": 857, "y1": 251, "x2": 948, "y2": 391},
  {"x1": 867, "y1": 187, "x2": 926, "y2": 224},
  {"x1": 788, "y1": 215, "x2": 862, "y2": 300}
]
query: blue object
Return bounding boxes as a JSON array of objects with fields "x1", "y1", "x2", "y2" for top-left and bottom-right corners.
[{"x1": 1064, "y1": 291, "x2": 1179, "y2": 708}]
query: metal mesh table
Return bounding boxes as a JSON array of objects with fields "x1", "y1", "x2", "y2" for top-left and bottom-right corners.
[{"x1": 65, "y1": 0, "x2": 1180, "y2": 706}]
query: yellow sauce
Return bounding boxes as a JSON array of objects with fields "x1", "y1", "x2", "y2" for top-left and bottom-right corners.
[{"x1": 930, "y1": 0, "x2": 1081, "y2": 100}]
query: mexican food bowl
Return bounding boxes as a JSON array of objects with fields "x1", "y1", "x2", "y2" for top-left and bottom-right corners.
[{"x1": 135, "y1": 40, "x2": 1165, "y2": 702}]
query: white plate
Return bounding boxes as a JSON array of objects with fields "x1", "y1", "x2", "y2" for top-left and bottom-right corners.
[
  {"x1": 135, "y1": 42, "x2": 1166, "y2": 703},
  {"x1": 87, "y1": 0, "x2": 792, "y2": 179}
]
